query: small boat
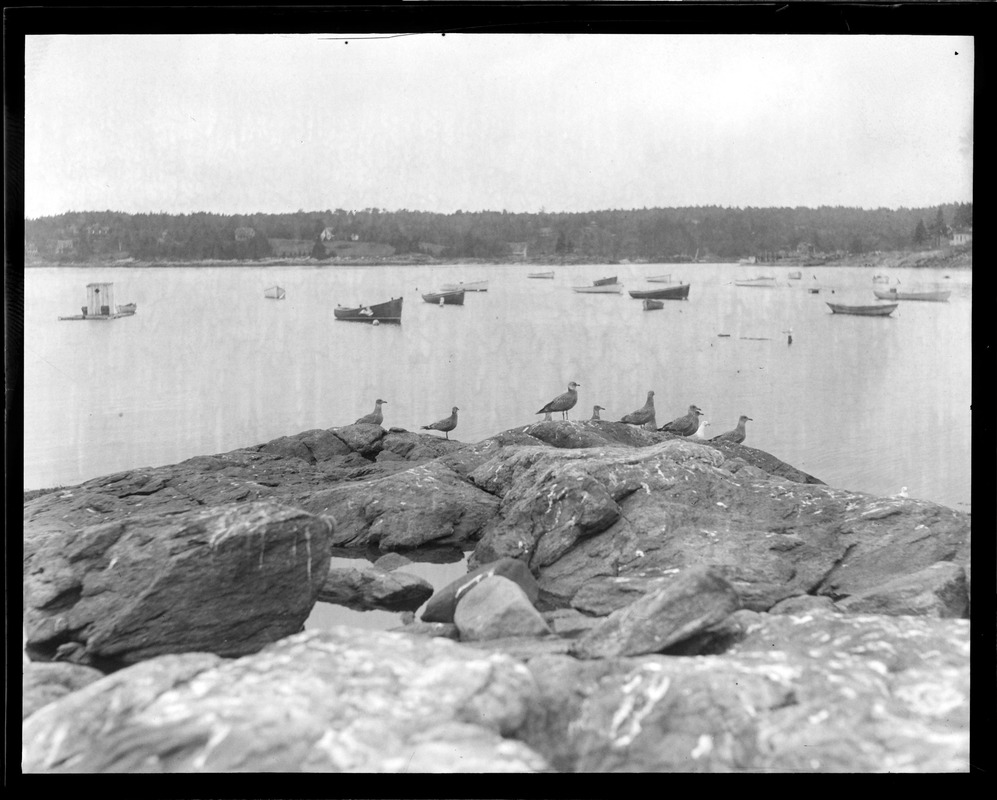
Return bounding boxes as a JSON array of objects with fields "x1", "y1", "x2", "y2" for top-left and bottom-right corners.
[
  {"x1": 59, "y1": 282, "x2": 136, "y2": 320},
  {"x1": 827, "y1": 302, "x2": 898, "y2": 317},
  {"x1": 593, "y1": 276, "x2": 618, "y2": 286},
  {"x1": 807, "y1": 288, "x2": 821, "y2": 294},
  {"x1": 643, "y1": 299, "x2": 664, "y2": 311},
  {"x1": 873, "y1": 288, "x2": 951, "y2": 302},
  {"x1": 440, "y1": 280, "x2": 489, "y2": 292},
  {"x1": 788, "y1": 271, "x2": 802, "y2": 280},
  {"x1": 872, "y1": 275, "x2": 891, "y2": 284},
  {"x1": 334, "y1": 296, "x2": 403, "y2": 323},
  {"x1": 734, "y1": 276, "x2": 777, "y2": 288},
  {"x1": 572, "y1": 284, "x2": 623, "y2": 294},
  {"x1": 264, "y1": 285, "x2": 286, "y2": 300},
  {"x1": 646, "y1": 273, "x2": 672, "y2": 283},
  {"x1": 422, "y1": 289, "x2": 465, "y2": 305},
  {"x1": 628, "y1": 284, "x2": 691, "y2": 301},
  {"x1": 528, "y1": 271, "x2": 555, "y2": 279},
  {"x1": 738, "y1": 256, "x2": 757, "y2": 265}
]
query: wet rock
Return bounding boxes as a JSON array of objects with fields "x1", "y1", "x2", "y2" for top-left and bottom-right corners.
[
  {"x1": 571, "y1": 574, "x2": 674, "y2": 616},
  {"x1": 317, "y1": 562, "x2": 433, "y2": 612},
  {"x1": 23, "y1": 661, "x2": 106, "y2": 719},
  {"x1": 421, "y1": 557, "x2": 539, "y2": 623},
  {"x1": 387, "y1": 620, "x2": 461, "y2": 640},
  {"x1": 834, "y1": 561, "x2": 968, "y2": 618},
  {"x1": 22, "y1": 629, "x2": 549, "y2": 773},
  {"x1": 542, "y1": 608, "x2": 605, "y2": 638},
  {"x1": 373, "y1": 552, "x2": 413, "y2": 571},
  {"x1": 299, "y1": 460, "x2": 500, "y2": 551},
  {"x1": 453, "y1": 576, "x2": 552, "y2": 642},
  {"x1": 570, "y1": 565, "x2": 741, "y2": 659},
  {"x1": 23, "y1": 501, "x2": 333, "y2": 666},
  {"x1": 769, "y1": 595, "x2": 840, "y2": 615}
]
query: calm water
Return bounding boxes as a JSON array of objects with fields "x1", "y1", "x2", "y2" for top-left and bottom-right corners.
[{"x1": 23, "y1": 262, "x2": 971, "y2": 511}]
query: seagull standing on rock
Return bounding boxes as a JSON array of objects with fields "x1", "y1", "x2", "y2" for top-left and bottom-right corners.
[
  {"x1": 355, "y1": 399, "x2": 387, "y2": 425},
  {"x1": 421, "y1": 406, "x2": 459, "y2": 439},
  {"x1": 710, "y1": 415, "x2": 752, "y2": 444},
  {"x1": 688, "y1": 419, "x2": 711, "y2": 439},
  {"x1": 590, "y1": 405, "x2": 606, "y2": 421},
  {"x1": 537, "y1": 382, "x2": 580, "y2": 420},
  {"x1": 660, "y1": 404, "x2": 704, "y2": 436},
  {"x1": 620, "y1": 390, "x2": 656, "y2": 429}
]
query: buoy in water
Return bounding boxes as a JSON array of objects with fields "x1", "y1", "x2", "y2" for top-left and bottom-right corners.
[{"x1": 372, "y1": 319, "x2": 380, "y2": 326}]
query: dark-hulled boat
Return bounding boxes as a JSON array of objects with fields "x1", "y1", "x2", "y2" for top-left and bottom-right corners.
[
  {"x1": 422, "y1": 289, "x2": 465, "y2": 305},
  {"x1": 827, "y1": 302, "x2": 898, "y2": 317},
  {"x1": 628, "y1": 283, "x2": 691, "y2": 301},
  {"x1": 334, "y1": 296, "x2": 403, "y2": 323},
  {"x1": 593, "y1": 276, "x2": 618, "y2": 286},
  {"x1": 642, "y1": 298, "x2": 664, "y2": 310}
]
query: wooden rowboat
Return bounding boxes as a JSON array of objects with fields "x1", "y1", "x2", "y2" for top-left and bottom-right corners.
[
  {"x1": 646, "y1": 273, "x2": 672, "y2": 283},
  {"x1": 528, "y1": 271, "x2": 554, "y2": 279},
  {"x1": 440, "y1": 280, "x2": 489, "y2": 292},
  {"x1": 873, "y1": 288, "x2": 951, "y2": 302},
  {"x1": 643, "y1": 298, "x2": 664, "y2": 310},
  {"x1": 264, "y1": 285, "x2": 286, "y2": 300},
  {"x1": 572, "y1": 284, "x2": 623, "y2": 294},
  {"x1": 334, "y1": 296, "x2": 403, "y2": 323},
  {"x1": 734, "y1": 276, "x2": 777, "y2": 288},
  {"x1": 422, "y1": 289, "x2": 465, "y2": 305},
  {"x1": 827, "y1": 302, "x2": 898, "y2": 317},
  {"x1": 628, "y1": 283, "x2": 690, "y2": 300},
  {"x1": 593, "y1": 276, "x2": 618, "y2": 286},
  {"x1": 788, "y1": 271, "x2": 802, "y2": 280}
]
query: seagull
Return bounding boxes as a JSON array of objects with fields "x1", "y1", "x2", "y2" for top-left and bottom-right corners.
[
  {"x1": 537, "y1": 382, "x2": 580, "y2": 420},
  {"x1": 688, "y1": 419, "x2": 711, "y2": 439},
  {"x1": 421, "y1": 406, "x2": 459, "y2": 439},
  {"x1": 896, "y1": 486, "x2": 909, "y2": 499},
  {"x1": 590, "y1": 405, "x2": 606, "y2": 420},
  {"x1": 620, "y1": 390, "x2": 656, "y2": 428},
  {"x1": 710, "y1": 415, "x2": 752, "y2": 444},
  {"x1": 659, "y1": 404, "x2": 703, "y2": 436},
  {"x1": 355, "y1": 398, "x2": 387, "y2": 425}
]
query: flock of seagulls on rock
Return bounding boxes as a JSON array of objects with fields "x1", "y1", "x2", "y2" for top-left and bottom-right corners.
[
  {"x1": 352, "y1": 383, "x2": 752, "y2": 445},
  {"x1": 536, "y1": 383, "x2": 752, "y2": 443}
]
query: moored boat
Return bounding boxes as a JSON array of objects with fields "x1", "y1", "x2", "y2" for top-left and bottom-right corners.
[
  {"x1": 422, "y1": 289, "x2": 465, "y2": 305},
  {"x1": 115, "y1": 302, "x2": 138, "y2": 315},
  {"x1": 628, "y1": 283, "x2": 691, "y2": 300},
  {"x1": 440, "y1": 280, "x2": 489, "y2": 292},
  {"x1": 788, "y1": 271, "x2": 802, "y2": 280},
  {"x1": 827, "y1": 302, "x2": 898, "y2": 317},
  {"x1": 528, "y1": 271, "x2": 555, "y2": 279},
  {"x1": 734, "y1": 276, "x2": 777, "y2": 288},
  {"x1": 571, "y1": 284, "x2": 623, "y2": 294},
  {"x1": 642, "y1": 298, "x2": 664, "y2": 310},
  {"x1": 873, "y1": 288, "x2": 951, "y2": 302},
  {"x1": 334, "y1": 296, "x2": 403, "y2": 323},
  {"x1": 59, "y1": 282, "x2": 136, "y2": 320},
  {"x1": 646, "y1": 273, "x2": 672, "y2": 283},
  {"x1": 264, "y1": 285, "x2": 286, "y2": 300},
  {"x1": 872, "y1": 274, "x2": 891, "y2": 284},
  {"x1": 593, "y1": 276, "x2": 618, "y2": 286}
]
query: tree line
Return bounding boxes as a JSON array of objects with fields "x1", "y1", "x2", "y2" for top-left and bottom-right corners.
[{"x1": 24, "y1": 203, "x2": 972, "y2": 262}]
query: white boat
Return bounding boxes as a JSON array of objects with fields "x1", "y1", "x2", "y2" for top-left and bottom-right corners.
[
  {"x1": 646, "y1": 273, "x2": 673, "y2": 283},
  {"x1": 734, "y1": 276, "x2": 777, "y2": 288},
  {"x1": 264, "y1": 285, "x2": 286, "y2": 300},
  {"x1": 788, "y1": 271, "x2": 802, "y2": 280},
  {"x1": 440, "y1": 280, "x2": 489, "y2": 292},
  {"x1": 738, "y1": 256, "x2": 757, "y2": 265},
  {"x1": 572, "y1": 284, "x2": 623, "y2": 294},
  {"x1": 528, "y1": 271, "x2": 554, "y2": 279}
]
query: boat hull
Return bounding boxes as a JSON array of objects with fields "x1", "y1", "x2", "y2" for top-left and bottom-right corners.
[
  {"x1": 423, "y1": 290, "x2": 465, "y2": 305},
  {"x1": 334, "y1": 296, "x2": 403, "y2": 323},
  {"x1": 734, "y1": 277, "x2": 777, "y2": 288},
  {"x1": 572, "y1": 285, "x2": 623, "y2": 294},
  {"x1": 264, "y1": 286, "x2": 286, "y2": 300},
  {"x1": 628, "y1": 284, "x2": 690, "y2": 300},
  {"x1": 440, "y1": 280, "x2": 489, "y2": 292},
  {"x1": 642, "y1": 299, "x2": 664, "y2": 310},
  {"x1": 827, "y1": 302, "x2": 898, "y2": 317},
  {"x1": 528, "y1": 272, "x2": 554, "y2": 279},
  {"x1": 646, "y1": 274, "x2": 672, "y2": 283},
  {"x1": 593, "y1": 276, "x2": 618, "y2": 286},
  {"x1": 873, "y1": 289, "x2": 950, "y2": 302}
]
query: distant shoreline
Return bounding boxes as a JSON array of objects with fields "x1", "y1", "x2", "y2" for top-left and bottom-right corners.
[{"x1": 23, "y1": 246, "x2": 971, "y2": 271}]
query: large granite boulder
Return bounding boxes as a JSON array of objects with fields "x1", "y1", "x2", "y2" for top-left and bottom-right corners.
[
  {"x1": 299, "y1": 459, "x2": 500, "y2": 551},
  {"x1": 22, "y1": 628, "x2": 549, "y2": 773},
  {"x1": 23, "y1": 501, "x2": 333, "y2": 667},
  {"x1": 520, "y1": 611, "x2": 969, "y2": 772},
  {"x1": 453, "y1": 576, "x2": 552, "y2": 642}
]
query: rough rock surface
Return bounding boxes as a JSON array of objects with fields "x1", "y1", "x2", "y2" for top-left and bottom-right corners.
[
  {"x1": 421, "y1": 557, "x2": 539, "y2": 623},
  {"x1": 23, "y1": 501, "x2": 333, "y2": 666},
  {"x1": 453, "y1": 576, "x2": 552, "y2": 642},
  {"x1": 23, "y1": 661, "x2": 106, "y2": 719},
  {"x1": 22, "y1": 629, "x2": 549, "y2": 773},
  {"x1": 834, "y1": 561, "x2": 968, "y2": 617},
  {"x1": 570, "y1": 565, "x2": 741, "y2": 659},
  {"x1": 521, "y1": 611, "x2": 969, "y2": 772},
  {"x1": 317, "y1": 562, "x2": 434, "y2": 612}
]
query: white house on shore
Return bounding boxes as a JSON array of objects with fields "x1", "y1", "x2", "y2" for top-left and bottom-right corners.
[{"x1": 950, "y1": 228, "x2": 972, "y2": 246}]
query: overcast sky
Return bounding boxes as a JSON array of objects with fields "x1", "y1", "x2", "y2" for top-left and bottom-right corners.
[{"x1": 24, "y1": 33, "x2": 974, "y2": 218}]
